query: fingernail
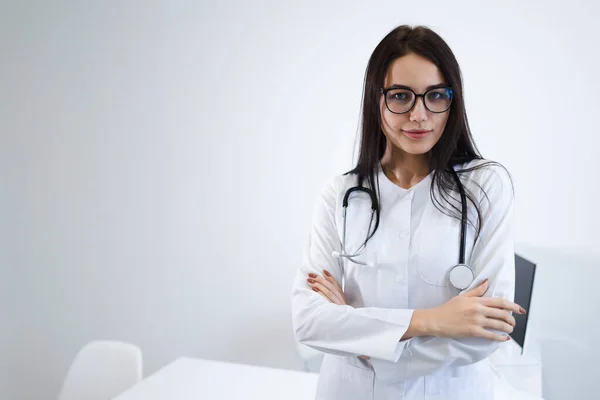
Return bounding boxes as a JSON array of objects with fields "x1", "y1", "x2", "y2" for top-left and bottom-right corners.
[
  {"x1": 312, "y1": 288, "x2": 319, "y2": 292},
  {"x1": 482, "y1": 279, "x2": 488, "y2": 285},
  {"x1": 519, "y1": 307, "x2": 526, "y2": 314},
  {"x1": 308, "y1": 273, "x2": 317, "y2": 278},
  {"x1": 506, "y1": 336, "x2": 511, "y2": 341},
  {"x1": 323, "y1": 270, "x2": 331, "y2": 277},
  {"x1": 307, "y1": 278, "x2": 316, "y2": 284}
]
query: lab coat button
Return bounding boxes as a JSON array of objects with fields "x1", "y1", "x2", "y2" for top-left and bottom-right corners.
[
  {"x1": 395, "y1": 274, "x2": 404, "y2": 283},
  {"x1": 399, "y1": 231, "x2": 408, "y2": 239}
]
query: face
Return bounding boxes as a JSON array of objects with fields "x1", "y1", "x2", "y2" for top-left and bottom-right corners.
[{"x1": 379, "y1": 53, "x2": 451, "y2": 157}]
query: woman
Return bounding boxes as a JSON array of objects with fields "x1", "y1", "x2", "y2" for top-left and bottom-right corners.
[{"x1": 291, "y1": 25, "x2": 525, "y2": 400}]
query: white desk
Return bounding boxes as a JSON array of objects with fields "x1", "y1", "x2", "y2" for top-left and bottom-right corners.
[
  {"x1": 113, "y1": 357, "x2": 319, "y2": 400},
  {"x1": 113, "y1": 357, "x2": 543, "y2": 400}
]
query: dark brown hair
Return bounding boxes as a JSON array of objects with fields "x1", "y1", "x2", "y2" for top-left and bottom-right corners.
[{"x1": 347, "y1": 24, "x2": 507, "y2": 243}]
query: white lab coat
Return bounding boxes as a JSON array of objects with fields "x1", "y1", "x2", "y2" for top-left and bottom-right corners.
[{"x1": 291, "y1": 160, "x2": 515, "y2": 400}]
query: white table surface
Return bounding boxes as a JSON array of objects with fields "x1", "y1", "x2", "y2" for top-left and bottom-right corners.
[
  {"x1": 112, "y1": 357, "x2": 320, "y2": 400},
  {"x1": 113, "y1": 357, "x2": 543, "y2": 400}
]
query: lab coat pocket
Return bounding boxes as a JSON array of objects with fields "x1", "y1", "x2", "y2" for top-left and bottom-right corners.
[
  {"x1": 416, "y1": 233, "x2": 455, "y2": 287},
  {"x1": 344, "y1": 261, "x2": 399, "y2": 308},
  {"x1": 315, "y1": 355, "x2": 375, "y2": 400},
  {"x1": 416, "y1": 209, "x2": 466, "y2": 287}
]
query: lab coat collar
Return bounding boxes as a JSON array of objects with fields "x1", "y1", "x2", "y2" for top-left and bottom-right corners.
[{"x1": 375, "y1": 163, "x2": 434, "y2": 201}]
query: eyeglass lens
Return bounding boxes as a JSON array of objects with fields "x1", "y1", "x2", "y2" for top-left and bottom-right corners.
[{"x1": 385, "y1": 88, "x2": 452, "y2": 113}]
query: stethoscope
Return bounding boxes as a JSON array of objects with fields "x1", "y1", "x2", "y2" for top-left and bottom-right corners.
[{"x1": 331, "y1": 166, "x2": 474, "y2": 290}]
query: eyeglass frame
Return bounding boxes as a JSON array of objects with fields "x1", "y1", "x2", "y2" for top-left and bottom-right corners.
[{"x1": 379, "y1": 85, "x2": 454, "y2": 114}]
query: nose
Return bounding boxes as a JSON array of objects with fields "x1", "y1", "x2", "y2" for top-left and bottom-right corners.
[{"x1": 409, "y1": 96, "x2": 427, "y2": 122}]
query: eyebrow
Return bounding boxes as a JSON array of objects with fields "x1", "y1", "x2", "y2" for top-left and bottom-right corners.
[{"x1": 386, "y1": 83, "x2": 448, "y2": 91}]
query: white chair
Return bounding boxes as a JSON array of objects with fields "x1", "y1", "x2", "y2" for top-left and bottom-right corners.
[{"x1": 58, "y1": 340, "x2": 143, "y2": 400}]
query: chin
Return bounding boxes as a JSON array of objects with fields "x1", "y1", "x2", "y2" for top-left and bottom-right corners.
[{"x1": 402, "y1": 147, "x2": 432, "y2": 155}]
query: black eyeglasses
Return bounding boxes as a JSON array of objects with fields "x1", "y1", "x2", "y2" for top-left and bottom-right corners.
[{"x1": 380, "y1": 86, "x2": 454, "y2": 114}]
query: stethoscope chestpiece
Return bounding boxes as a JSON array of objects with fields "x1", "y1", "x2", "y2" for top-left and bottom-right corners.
[{"x1": 449, "y1": 263, "x2": 474, "y2": 290}]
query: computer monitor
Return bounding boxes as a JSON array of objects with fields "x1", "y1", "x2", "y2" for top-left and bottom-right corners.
[{"x1": 510, "y1": 253, "x2": 537, "y2": 352}]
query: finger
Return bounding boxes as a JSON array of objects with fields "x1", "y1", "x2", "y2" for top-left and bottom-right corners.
[
  {"x1": 481, "y1": 307, "x2": 516, "y2": 327},
  {"x1": 308, "y1": 272, "x2": 336, "y2": 294},
  {"x1": 308, "y1": 279, "x2": 344, "y2": 305},
  {"x1": 307, "y1": 274, "x2": 334, "y2": 302},
  {"x1": 322, "y1": 270, "x2": 346, "y2": 303},
  {"x1": 472, "y1": 327, "x2": 512, "y2": 342},
  {"x1": 314, "y1": 274, "x2": 337, "y2": 293},
  {"x1": 314, "y1": 282, "x2": 344, "y2": 305},
  {"x1": 480, "y1": 297, "x2": 525, "y2": 314},
  {"x1": 312, "y1": 275, "x2": 345, "y2": 305},
  {"x1": 309, "y1": 284, "x2": 333, "y2": 302},
  {"x1": 482, "y1": 318, "x2": 514, "y2": 334},
  {"x1": 323, "y1": 270, "x2": 342, "y2": 291},
  {"x1": 462, "y1": 279, "x2": 488, "y2": 297}
]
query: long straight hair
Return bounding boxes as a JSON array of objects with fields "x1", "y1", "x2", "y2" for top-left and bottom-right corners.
[{"x1": 346, "y1": 25, "x2": 505, "y2": 243}]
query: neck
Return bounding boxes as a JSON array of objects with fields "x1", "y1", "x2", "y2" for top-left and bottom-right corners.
[{"x1": 380, "y1": 146, "x2": 431, "y2": 189}]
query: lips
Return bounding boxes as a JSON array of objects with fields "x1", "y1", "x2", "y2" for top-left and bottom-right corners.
[{"x1": 402, "y1": 129, "x2": 432, "y2": 139}]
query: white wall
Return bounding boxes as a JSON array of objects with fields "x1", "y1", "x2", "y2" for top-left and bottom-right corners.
[
  {"x1": 515, "y1": 244, "x2": 600, "y2": 399},
  {"x1": 1, "y1": 0, "x2": 599, "y2": 399}
]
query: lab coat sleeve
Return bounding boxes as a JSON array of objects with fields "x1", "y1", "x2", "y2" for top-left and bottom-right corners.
[
  {"x1": 291, "y1": 176, "x2": 415, "y2": 362},
  {"x1": 381, "y1": 164, "x2": 516, "y2": 379}
]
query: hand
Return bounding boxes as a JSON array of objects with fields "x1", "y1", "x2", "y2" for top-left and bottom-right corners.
[
  {"x1": 307, "y1": 270, "x2": 370, "y2": 360},
  {"x1": 426, "y1": 279, "x2": 526, "y2": 341},
  {"x1": 306, "y1": 270, "x2": 347, "y2": 305}
]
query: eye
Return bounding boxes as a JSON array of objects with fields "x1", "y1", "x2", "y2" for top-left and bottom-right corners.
[
  {"x1": 427, "y1": 89, "x2": 452, "y2": 102},
  {"x1": 387, "y1": 90, "x2": 413, "y2": 103}
]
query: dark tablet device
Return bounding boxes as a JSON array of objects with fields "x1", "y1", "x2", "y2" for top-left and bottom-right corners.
[{"x1": 510, "y1": 253, "x2": 537, "y2": 352}]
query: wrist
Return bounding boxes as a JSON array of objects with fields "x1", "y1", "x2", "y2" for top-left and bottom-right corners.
[{"x1": 412, "y1": 308, "x2": 440, "y2": 337}]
